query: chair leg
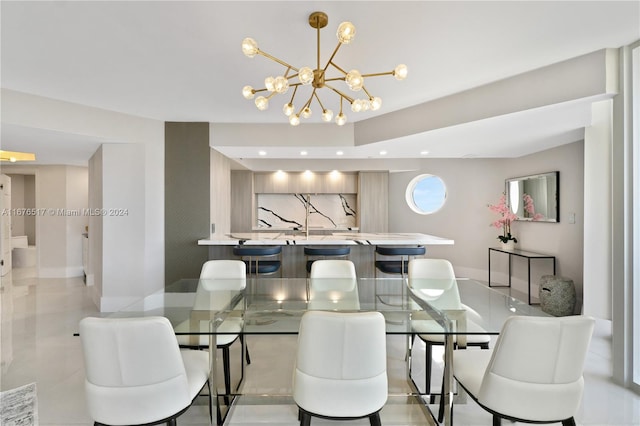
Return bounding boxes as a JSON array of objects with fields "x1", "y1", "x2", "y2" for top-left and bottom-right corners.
[
  {"x1": 425, "y1": 341, "x2": 433, "y2": 395},
  {"x1": 492, "y1": 414, "x2": 502, "y2": 426},
  {"x1": 222, "y1": 346, "x2": 231, "y2": 405},
  {"x1": 299, "y1": 410, "x2": 311, "y2": 426},
  {"x1": 369, "y1": 412, "x2": 382, "y2": 426},
  {"x1": 239, "y1": 335, "x2": 251, "y2": 365},
  {"x1": 562, "y1": 418, "x2": 577, "y2": 426}
]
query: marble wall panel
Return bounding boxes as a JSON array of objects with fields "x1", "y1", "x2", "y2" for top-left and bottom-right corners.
[{"x1": 257, "y1": 194, "x2": 357, "y2": 229}]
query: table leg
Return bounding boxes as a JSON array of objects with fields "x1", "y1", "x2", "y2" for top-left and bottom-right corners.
[
  {"x1": 528, "y1": 258, "x2": 532, "y2": 305},
  {"x1": 210, "y1": 318, "x2": 221, "y2": 426},
  {"x1": 443, "y1": 331, "x2": 454, "y2": 426}
]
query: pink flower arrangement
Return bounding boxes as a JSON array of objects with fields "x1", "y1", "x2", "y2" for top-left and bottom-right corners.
[
  {"x1": 523, "y1": 193, "x2": 544, "y2": 221},
  {"x1": 488, "y1": 193, "x2": 518, "y2": 243}
]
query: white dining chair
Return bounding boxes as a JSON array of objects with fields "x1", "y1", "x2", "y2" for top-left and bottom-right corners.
[
  {"x1": 453, "y1": 315, "x2": 595, "y2": 426},
  {"x1": 175, "y1": 259, "x2": 249, "y2": 403},
  {"x1": 309, "y1": 259, "x2": 357, "y2": 279},
  {"x1": 408, "y1": 258, "x2": 491, "y2": 403},
  {"x1": 79, "y1": 316, "x2": 210, "y2": 426},
  {"x1": 293, "y1": 311, "x2": 388, "y2": 426}
]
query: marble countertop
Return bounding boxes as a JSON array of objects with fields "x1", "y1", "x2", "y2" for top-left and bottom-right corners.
[{"x1": 198, "y1": 232, "x2": 454, "y2": 246}]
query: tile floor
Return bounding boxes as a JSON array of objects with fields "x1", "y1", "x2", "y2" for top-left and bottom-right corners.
[{"x1": 1, "y1": 267, "x2": 639, "y2": 425}]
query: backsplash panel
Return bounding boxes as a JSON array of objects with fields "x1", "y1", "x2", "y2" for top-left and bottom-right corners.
[{"x1": 256, "y1": 194, "x2": 357, "y2": 229}]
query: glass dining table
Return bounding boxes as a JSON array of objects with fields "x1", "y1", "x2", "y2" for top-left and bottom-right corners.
[{"x1": 113, "y1": 277, "x2": 548, "y2": 426}]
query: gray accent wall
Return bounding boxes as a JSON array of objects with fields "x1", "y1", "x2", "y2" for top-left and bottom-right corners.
[{"x1": 165, "y1": 122, "x2": 210, "y2": 285}]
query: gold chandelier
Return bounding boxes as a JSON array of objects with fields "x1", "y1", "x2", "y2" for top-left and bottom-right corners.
[{"x1": 241, "y1": 11, "x2": 407, "y2": 126}]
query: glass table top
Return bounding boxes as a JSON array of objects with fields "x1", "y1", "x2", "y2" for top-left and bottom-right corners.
[{"x1": 113, "y1": 277, "x2": 549, "y2": 335}]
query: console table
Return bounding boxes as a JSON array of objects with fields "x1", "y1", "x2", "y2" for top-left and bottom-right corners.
[{"x1": 488, "y1": 247, "x2": 556, "y2": 305}]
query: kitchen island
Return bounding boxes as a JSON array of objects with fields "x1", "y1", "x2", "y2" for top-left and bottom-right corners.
[{"x1": 198, "y1": 232, "x2": 453, "y2": 277}]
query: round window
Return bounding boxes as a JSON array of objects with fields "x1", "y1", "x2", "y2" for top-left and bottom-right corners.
[{"x1": 405, "y1": 174, "x2": 447, "y2": 215}]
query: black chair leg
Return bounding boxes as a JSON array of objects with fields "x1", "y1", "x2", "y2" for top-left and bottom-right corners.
[
  {"x1": 300, "y1": 410, "x2": 311, "y2": 426},
  {"x1": 369, "y1": 412, "x2": 382, "y2": 426},
  {"x1": 240, "y1": 335, "x2": 251, "y2": 365},
  {"x1": 562, "y1": 418, "x2": 577, "y2": 426},
  {"x1": 222, "y1": 346, "x2": 231, "y2": 405}
]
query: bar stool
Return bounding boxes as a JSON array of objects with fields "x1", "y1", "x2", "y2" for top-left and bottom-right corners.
[
  {"x1": 233, "y1": 245, "x2": 282, "y2": 276},
  {"x1": 304, "y1": 246, "x2": 351, "y2": 275},
  {"x1": 374, "y1": 245, "x2": 426, "y2": 277}
]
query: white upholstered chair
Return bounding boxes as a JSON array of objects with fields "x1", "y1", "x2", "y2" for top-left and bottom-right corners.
[
  {"x1": 309, "y1": 259, "x2": 357, "y2": 279},
  {"x1": 79, "y1": 316, "x2": 210, "y2": 426},
  {"x1": 408, "y1": 258, "x2": 490, "y2": 401},
  {"x1": 293, "y1": 311, "x2": 388, "y2": 426},
  {"x1": 175, "y1": 259, "x2": 249, "y2": 402},
  {"x1": 309, "y1": 260, "x2": 359, "y2": 311},
  {"x1": 453, "y1": 315, "x2": 595, "y2": 426}
]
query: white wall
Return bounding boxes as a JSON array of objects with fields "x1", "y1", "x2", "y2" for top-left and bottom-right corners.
[{"x1": 388, "y1": 141, "x2": 584, "y2": 309}]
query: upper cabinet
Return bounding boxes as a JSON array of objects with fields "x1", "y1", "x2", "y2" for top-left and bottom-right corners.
[{"x1": 254, "y1": 171, "x2": 358, "y2": 194}]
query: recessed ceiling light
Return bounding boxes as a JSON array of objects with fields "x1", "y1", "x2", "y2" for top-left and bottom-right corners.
[
  {"x1": 300, "y1": 151, "x2": 308, "y2": 156},
  {"x1": 379, "y1": 150, "x2": 387, "y2": 155},
  {"x1": 258, "y1": 150, "x2": 267, "y2": 156},
  {"x1": 420, "y1": 150, "x2": 429, "y2": 155},
  {"x1": 336, "y1": 150, "x2": 344, "y2": 156}
]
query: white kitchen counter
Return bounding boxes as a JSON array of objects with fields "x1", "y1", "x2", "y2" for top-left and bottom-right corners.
[{"x1": 198, "y1": 232, "x2": 454, "y2": 246}]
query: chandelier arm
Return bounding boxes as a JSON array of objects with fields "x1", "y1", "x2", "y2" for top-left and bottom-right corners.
[
  {"x1": 288, "y1": 85, "x2": 299, "y2": 103},
  {"x1": 329, "y1": 61, "x2": 348, "y2": 75},
  {"x1": 360, "y1": 71, "x2": 395, "y2": 78},
  {"x1": 296, "y1": 90, "x2": 316, "y2": 115},
  {"x1": 313, "y1": 92, "x2": 327, "y2": 111},
  {"x1": 322, "y1": 43, "x2": 344, "y2": 72},
  {"x1": 362, "y1": 86, "x2": 373, "y2": 98},
  {"x1": 324, "y1": 77, "x2": 348, "y2": 83},
  {"x1": 324, "y1": 83, "x2": 354, "y2": 104},
  {"x1": 257, "y1": 50, "x2": 299, "y2": 72}
]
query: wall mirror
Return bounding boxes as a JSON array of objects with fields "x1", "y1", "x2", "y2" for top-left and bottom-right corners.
[{"x1": 506, "y1": 171, "x2": 559, "y2": 222}]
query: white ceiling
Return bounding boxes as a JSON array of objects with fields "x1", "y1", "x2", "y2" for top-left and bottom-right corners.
[{"x1": 1, "y1": 1, "x2": 638, "y2": 166}]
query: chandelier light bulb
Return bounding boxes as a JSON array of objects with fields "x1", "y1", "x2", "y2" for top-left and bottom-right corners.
[
  {"x1": 283, "y1": 103, "x2": 294, "y2": 116},
  {"x1": 370, "y1": 96, "x2": 382, "y2": 110},
  {"x1": 351, "y1": 99, "x2": 363, "y2": 112},
  {"x1": 394, "y1": 64, "x2": 408, "y2": 81},
  {"x1": 335, "y1": 112, "x2": 347, "y2": 126},
  {"x1": 345, "y1": 69, "x2": 364, "y2": 91},
  {"x1": 242, "y1": 37, "x2": 259, "y2": 58},
  {"x1": 242, "y1": 85, "x2": 255, "y2": 100},
  {"x1": 274, "y1": 76, "x2": 289, "y2": 93},
  {"x1": 301, "y1": 106, "x2": 312, "y2": 118},
  {"x1": 321, "y1": 109, "x2": 334, "y2": 122},
  {"x1": 264, "y1": 76, "x2": 275, "y2": 92},
  {"x1": 337, "y1": 21, "x2": 356, "y2": 44},
  {"x1": 298, "y1": 67, "x2": 314, "y2": 85},
  {"x1": 289, "y1": 114, "x2": 301, "y2": 126},
  {"x1": 255, "y1": 96, "x2": 269, "y2": 110}
]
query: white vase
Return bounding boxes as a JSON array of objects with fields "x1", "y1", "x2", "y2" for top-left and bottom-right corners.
[{"x1": 501, "y1": 240, "x2": 515, "y2": 251}]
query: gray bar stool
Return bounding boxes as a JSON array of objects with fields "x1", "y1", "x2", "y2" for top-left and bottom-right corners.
[
  {"x1": 374, "y1": 245, "x2": 426, "y2": 277},
  {"x1": 304, "y1": 246, "x2": 351, "y2": 275},
  {"x1": 233, "y1": 245, "x2": 282, "y2": 277}
]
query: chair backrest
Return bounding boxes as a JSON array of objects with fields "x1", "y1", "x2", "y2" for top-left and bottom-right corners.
[
  {"x1": 408, "y1": 258, "x2": 461, "y2": 310},
  {"x1": 478, "y1": 315, "x2": 595, "y2": 421},
  {"x1": 408, "y1": 258, "x2": 455, "y2": 279},
  {"x1": 200, "y1": 259, "x2": 247, "y2": 279},
  {"x1": 79, "y1": 316, "x2": 191, "y2": 425},
  {"x1": 293, "y1": 311, "x2": 388, "y2": 418},
  {"x1": 310, "y1": 259, "x2": 357, "y2": 279}
]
